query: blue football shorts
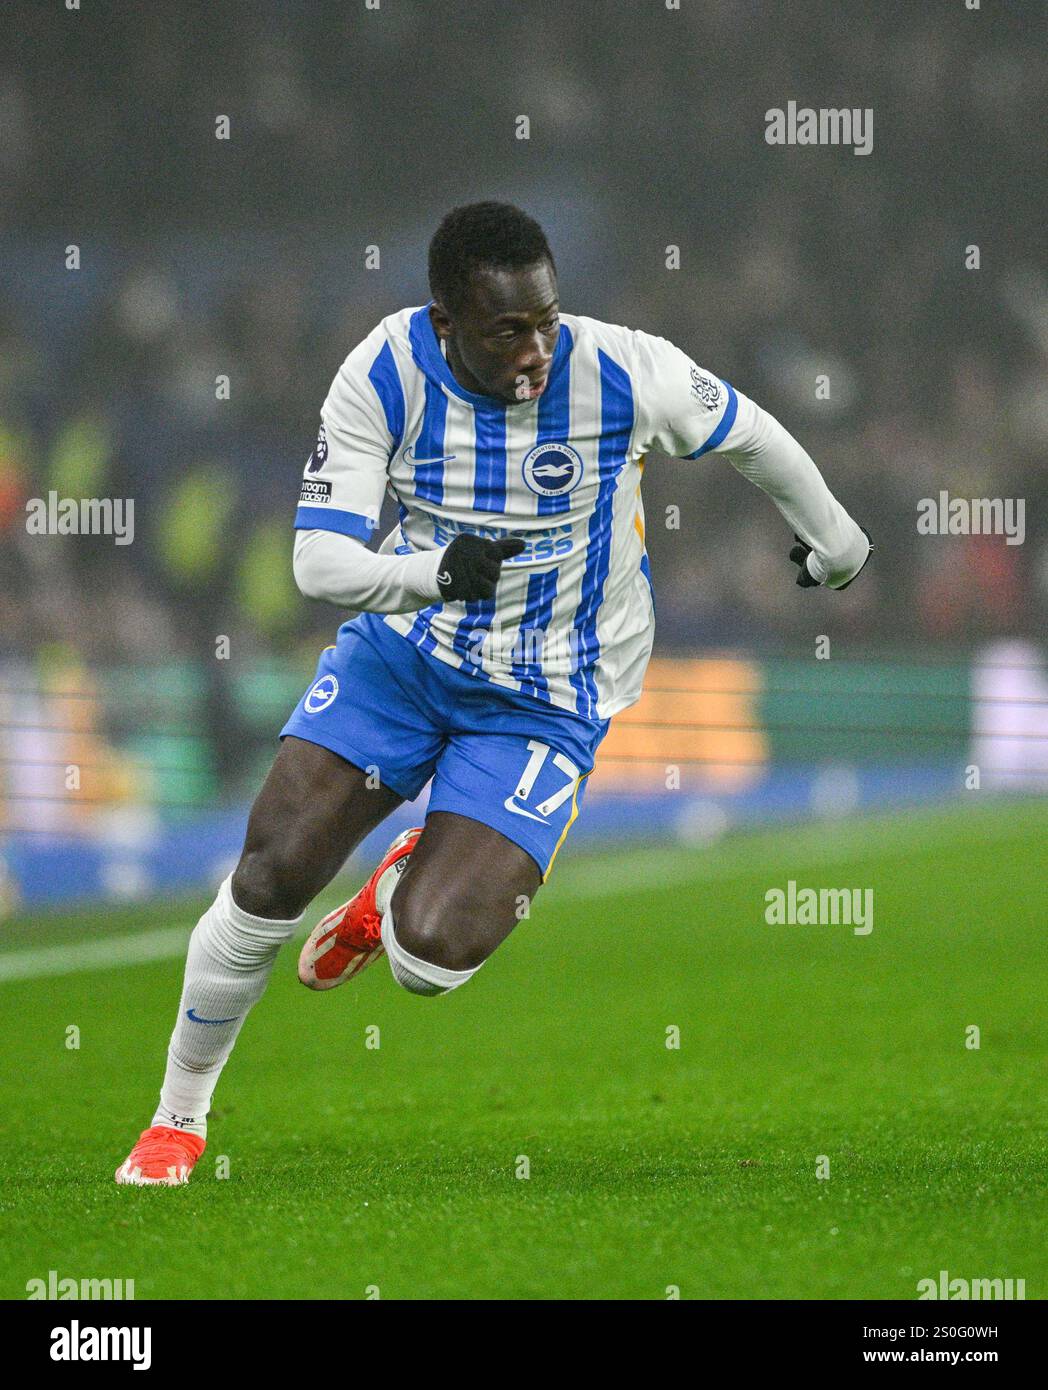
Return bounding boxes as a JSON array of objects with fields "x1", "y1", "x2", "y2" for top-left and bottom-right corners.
[{"x1": 280, "y1": 612, "x2": 610, "y2": 879}]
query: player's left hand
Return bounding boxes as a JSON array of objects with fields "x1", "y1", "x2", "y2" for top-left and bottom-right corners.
[{"x1": 790, "y1": 526, "x2": 873, "y2": 589}]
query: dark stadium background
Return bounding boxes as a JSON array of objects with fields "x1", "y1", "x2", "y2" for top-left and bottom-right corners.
[
  {"x1": 0, "y1": 0, "x2": 1046, "y2": 1315},
  {"x1": 0, "y1": 0, "x2": 1044, "y2": 906}
]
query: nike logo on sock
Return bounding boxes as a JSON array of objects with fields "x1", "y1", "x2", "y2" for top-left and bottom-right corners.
[{"x1": 185, "y1": 1007, "x2": 239, "y2": 1025}]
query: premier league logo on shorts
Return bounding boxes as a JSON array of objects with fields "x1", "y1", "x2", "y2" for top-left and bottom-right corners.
[
  {"x1": 306, "y1": 422, "x2": 329, "y2": 473},
  {"x1": 304, "y1": 674, "x2": 339, "y2": 714},
  {"x1": 521, "y1": 442, "x2": 583, "y2": 498}
]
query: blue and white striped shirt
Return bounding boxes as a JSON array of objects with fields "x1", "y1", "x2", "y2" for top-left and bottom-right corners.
[{"x1": 294, "y1": 304, "x2": 867, "y2": 721}]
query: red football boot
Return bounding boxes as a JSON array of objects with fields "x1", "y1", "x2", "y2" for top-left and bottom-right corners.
[
  {"x1": 298, "y1": 826, "x2": 421, "y2": 990},
  {"x1": 115, "y1": 1125, "x2": 206, "y2": 1187}
]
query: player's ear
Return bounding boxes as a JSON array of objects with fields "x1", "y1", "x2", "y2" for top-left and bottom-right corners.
[{"x1": 428, "y1": 300, "x2": 452, "y2": 341}]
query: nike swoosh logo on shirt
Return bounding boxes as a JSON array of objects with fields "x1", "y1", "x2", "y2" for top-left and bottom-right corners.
[{"x1": 403, "y1": 447, "x2": 457, "y2": 467}]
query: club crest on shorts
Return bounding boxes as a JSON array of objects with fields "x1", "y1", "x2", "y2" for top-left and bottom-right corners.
[
  {"x1": 521, "y1": 442, "x2": 583, "y2": 497},
  {"x1": 306, "y1": 422, "x2": 329, "y2": 473},
  {"x1": 304, "y1": 674, "x2": 339, "y2": 713}
]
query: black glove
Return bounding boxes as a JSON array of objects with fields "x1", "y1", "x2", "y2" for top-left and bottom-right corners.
[
  {"x1": 436, "y1": 534, "x2": 526, "y2": 601},
  {"x1": 789, "y1": 526, "x2": 873, "y2": 590}
]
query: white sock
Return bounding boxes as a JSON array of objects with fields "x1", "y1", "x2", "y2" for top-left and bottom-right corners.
[
  {"x1": 380, "y1": 905, "x2": 481, "y2": 996},
  {"x1": 151, "y1": 875, "x2": 303, "y2": 1137}
]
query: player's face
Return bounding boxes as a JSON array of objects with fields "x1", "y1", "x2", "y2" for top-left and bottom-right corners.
[{"x1": 433, "y1": 260, "x2": 559, "y2": 405}]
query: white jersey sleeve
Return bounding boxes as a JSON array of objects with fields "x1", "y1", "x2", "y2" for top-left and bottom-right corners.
[
  {"x1": 294, "y1": 330, "x2": 397, "y2": 544},
  {"x1": 633, "y1": 330, "x2": 870, "y2": 589},
  {"x1": 293, "y1": 529, "x2": 444, "y2": 615}
]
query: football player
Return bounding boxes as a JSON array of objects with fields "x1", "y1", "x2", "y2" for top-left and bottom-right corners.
[{"x1": 116, "y1": 202, "x2": 870, "y2": 1185}]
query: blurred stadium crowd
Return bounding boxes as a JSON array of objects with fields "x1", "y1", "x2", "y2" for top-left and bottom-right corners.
[{"x1": 0, "y1": 1, "x2": 1045, "y2": 812}]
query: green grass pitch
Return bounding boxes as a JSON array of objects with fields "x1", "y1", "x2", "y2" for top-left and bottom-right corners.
[{"x1": 1, "y1": 798, "x2": 1044, "y2": 1300}]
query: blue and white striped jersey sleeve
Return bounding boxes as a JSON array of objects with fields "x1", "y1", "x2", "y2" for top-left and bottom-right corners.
[{"x1": 294, "y1": 332, "x2": 404, "y2": 543}]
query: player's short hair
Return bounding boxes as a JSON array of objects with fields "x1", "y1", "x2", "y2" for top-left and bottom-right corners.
[{"x1": 428, "y1": 202, "x2": 555, "y2": 314}]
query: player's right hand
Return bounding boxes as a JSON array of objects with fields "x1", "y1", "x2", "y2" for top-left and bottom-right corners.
[{"x1": 435, "y1": 534, "x2": 526, "y2": 601}]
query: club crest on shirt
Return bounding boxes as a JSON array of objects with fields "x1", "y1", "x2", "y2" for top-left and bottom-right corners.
[
  {"x1": 690, "y1": 368, "x2": 722, "y2": 412},
  {"x1": 521, "y1": 442, "x2": 584, "y2": 498},
  {"x1": 306, "y1": 422, "x2": 329, "y2": 472}
]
